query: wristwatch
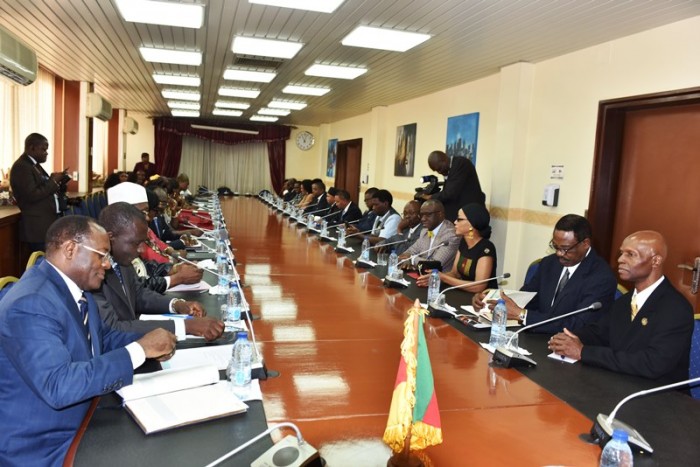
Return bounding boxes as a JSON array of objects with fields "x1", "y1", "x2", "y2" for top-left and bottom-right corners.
[{"x1": 518, "y1": 309, "x2": 528, "y2": 324}]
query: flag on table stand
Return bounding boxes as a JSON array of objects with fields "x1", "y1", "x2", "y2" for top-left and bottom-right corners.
[{"x1": 383, "y1": 299, "x2": 442, "y2": 461}]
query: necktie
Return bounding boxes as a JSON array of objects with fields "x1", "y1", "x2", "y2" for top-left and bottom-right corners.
[
  {"x1": 631, "y1": 294, "x2": 639, "y2": 321},
  {"x1": 112, "y1": 262, "x2": 124, "y2": 284},
  {"x1": 78, "y1": 294, "x2": 91, "y2": 348},
  {"x1": 428, "y1": 231, "x2": 434, "y2": 238},
  {"x1": 553, "y1": 269, "x2": 569, "y2": 302}
]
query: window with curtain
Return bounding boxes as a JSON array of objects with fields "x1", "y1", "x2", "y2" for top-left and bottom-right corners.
[
  {"x1": 0, "y1": 68, "x2": 55, "y2": 178},
  {"x1": 179, "y1": 136, "x2": 271, "y2": 193}
]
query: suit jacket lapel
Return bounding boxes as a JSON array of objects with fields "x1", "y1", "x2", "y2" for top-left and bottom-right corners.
[{"x1": 105, "y1": 269, "x2": 135, "y2": 316}]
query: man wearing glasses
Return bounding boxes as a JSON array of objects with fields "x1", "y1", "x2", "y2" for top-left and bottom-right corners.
[
  {"x1": 0, "y1": 215, "x2": 176, "y2": 466},
  {"x1": 399, "y1": 200, "x2": 459, "y2": 271},
  {"x1": 474, "y1": 214, "x2": 617, "y2": 333}
]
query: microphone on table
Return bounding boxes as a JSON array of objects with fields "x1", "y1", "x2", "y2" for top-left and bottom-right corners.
[
  {"x1": 344, "y1": 228, "x2": 376, "y2": 239},
  {"x1": 427, "y1": 273, "x2": 511, "y2": 318},
  {"x1": 184, "y1": 222, "x2": 216, "y2": 233},
  {"x1": 354, "y1": 239, "x2": 408, "y2": 269},
  {"x1": 492, "y1": 301, "x2": 602, "y2": 369},
  {"x1": 163, "y1": 252, "x2": 235, "y2": 283},
  {"x1": 204, "y1": 422, "x2": 323, "y2": 467},
  {"x1": 384, "y1": 241, "x2": 450, "y2": 289},
  {"x1": 588, "y1": 376, "x2": 700, "y2": 454},
  {"x1": 329, "y1": 217, "x2": 361, "y2": 229}
]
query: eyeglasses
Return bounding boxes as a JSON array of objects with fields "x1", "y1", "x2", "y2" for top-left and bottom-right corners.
[
  {"x1": 549, "y1": 240, "x2": 582, "y2": 255},
  {"x1": 78, "y1": 243, "x2": 113, "y2": 264}
]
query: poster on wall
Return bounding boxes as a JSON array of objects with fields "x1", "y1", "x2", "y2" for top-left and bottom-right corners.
[
  {"x1": 327, "y1": 139, "x2": 338, "y2": 178},
  {"x1": 394, "y1": 123, "x2": 417, "y2": 177},
  {"x1": 446, "y1": 112, "x2": 479, "y2": 165}
]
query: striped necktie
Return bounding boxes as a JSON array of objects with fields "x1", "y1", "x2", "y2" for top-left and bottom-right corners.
[{"x1": 78, "y1": 294, "x2": 91, "y2": 348}]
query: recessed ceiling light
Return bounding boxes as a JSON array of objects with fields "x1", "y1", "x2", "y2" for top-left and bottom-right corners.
[
  {"x1": 305, "y1": 64, "x2": 367, "y2": 80},
  {"x1": 268, "y1": 100, "x2": 307, "y2": 110},
  {"x1": 248, "y1": 0, "x2": 345, "y2": 13},
  {"x1": 213, "y1": 109, "x2": 244, "y2": 117},
  {"x1": 223, "y1": 69, "x2": 276, "y2": 83},
  {"x1": 168, "y1": 101, "x2": 201, "y2": 110},
  {"x1": 140, "y1": 47, "x2": 202, "y2": 66},
  {"x1": 218, "y1": 88, "x2": 261, "y2": 99},
  {"x1": 215, "y1": 101, "x2": 251, "y2": 110},
  {"x1": 342, "y1": 26, "x2": 430, "y2": 52},
  {"x1": 258, "y1": 108, "x2": 291, "y2": 116},
  {"x1": 232, "y1": 36, "x2": 303, "y2": 59},
  {"x1": 172, "y1": 110, "x2": 200, "y2": 117},
  {"x1": 115, "y1": 0, "x2": 204, "y2": 28},
  {"x1": 153, "y1": 74, "x2": 200, "y2": 87},
  {"x1": 162, "y1": 89, "x2": 200, "y2": 101},
  {"x1": 251, "y1": 115, "x2": 278, "y2": 122},
  {"x1": 282, "y1": 85, "x2": 330, "y2": 96}
]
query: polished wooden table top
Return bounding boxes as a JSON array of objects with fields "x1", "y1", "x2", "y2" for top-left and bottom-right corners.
[{"x1": 226, "y1": 198, "x2": 600, "y2": 466}]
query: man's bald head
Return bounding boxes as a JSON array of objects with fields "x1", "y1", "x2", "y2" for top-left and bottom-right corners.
[
  {"x1": 618, "y1": 230, "x2": 667, "y2": 290},
  {"x1": 427, "y1": 151, "x2": 450, "y2": 176}
]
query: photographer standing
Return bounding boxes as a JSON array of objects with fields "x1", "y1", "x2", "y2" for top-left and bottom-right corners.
[
  {"x1": 10, "y1": 133, "x2": 68, "y2": 252},
  {"x1": 419, "y1": 150, "x2": 486, "y2": 222}
]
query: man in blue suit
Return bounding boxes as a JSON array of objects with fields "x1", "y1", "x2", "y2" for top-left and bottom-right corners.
[{"x1": 0, "y1": 215, "x2": 176, "y2": 466}]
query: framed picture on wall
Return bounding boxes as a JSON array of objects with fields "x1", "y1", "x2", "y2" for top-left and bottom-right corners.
[
  {"x1": 394, "y1": 123, "x2": 417, "y2": 177},
  {"x1": 327, "y1": 139, "x2": 337, "y2": 177},
  {"x1": 446, "y1": 112, "x2": 479, "y2": 164}
]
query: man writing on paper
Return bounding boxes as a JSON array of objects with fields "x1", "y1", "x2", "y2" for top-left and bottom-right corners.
[
  {"x1": 549, "y1": 231, "x2": 694, "y2": 383},
  {"x1": 0, "y1": 215, "x2": 176, "y2": 466},
  {"x1": 94, "y1": 202, "x2": 224, "y2": 340},
  {"x1": 399, "y1": 200, "x2": 459, "y2": 272},
  {"x1": 473, "y1": 214, "x2": 617, "y2": 333}
]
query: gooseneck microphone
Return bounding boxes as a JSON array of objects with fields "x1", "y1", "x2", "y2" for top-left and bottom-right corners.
[
  {"x1": 492, "y1": 302, "x2": 602, "y2": 368},
  {"x1": 370, "y1": 238, "x2": 407, "y2": 250},
  {"x1": 428, "y1": 273, "x2": 511, "y2": 319},
  {"x1": 395, "y1": 241, "x2": 449, "y2": 267}
]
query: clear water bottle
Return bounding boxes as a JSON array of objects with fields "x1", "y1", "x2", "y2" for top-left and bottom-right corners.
[
  {"x1": 337, "y1": 226, "x2": 346, "y2": 247},
  {"x1": 227, "y1": 332, "x2": 253, "y2": 397},
  {"x1": 320, "y1": 220, "x2": 328, "y2": 237},
  {"x1": 226, "y1": 281, "x2": 242, "y2": 322},
  {"x1": 489, "y1": 299, "x2": 508, "y2": 348},
  {"x1": 427, "y1": 269, "x2": 441, "y2": 304},
  {"x1": 600, "y1": 429, "x2": 633, "y2": 467},
  {"x1": 360, "y1": 237, "x2": 371, "y2": 260},
  {"x1": 388, "y1": 249, "x2": 399, "y2": 278},
  {"x1": 216, "y1": 254, "x2": 229, "y2": 288}
]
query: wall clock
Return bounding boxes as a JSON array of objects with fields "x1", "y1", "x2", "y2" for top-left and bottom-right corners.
[{"x1": 295, "y1": 131, "x2": 315, "y2": 151}]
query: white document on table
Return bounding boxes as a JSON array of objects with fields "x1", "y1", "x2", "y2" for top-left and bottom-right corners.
[{"x1": 483, "y1": 289, "x2": 537, "y2": 308}]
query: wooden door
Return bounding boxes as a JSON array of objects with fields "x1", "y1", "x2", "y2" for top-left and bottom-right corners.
[
  {"x1": 589, "y1": 88, "x2": 700, "y2": 312},
  {"x1": 335, "y1": 138, "x2": 362, "y2": 203}
]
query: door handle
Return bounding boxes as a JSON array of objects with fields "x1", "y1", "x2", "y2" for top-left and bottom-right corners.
[{"x1": 677, "y1": 257, "x2": 700, "y2": 294}]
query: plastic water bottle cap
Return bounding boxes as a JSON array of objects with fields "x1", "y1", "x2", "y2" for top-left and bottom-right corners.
[
  {"x1": 612, "y1": 429, "x2": 629, "y2": 442},
  {"x1": 496, "y1": 299, "x2": 506, "y2": 305},
  {"x1": 237, "y1": 331, "x2": 248, "y2": 339}
]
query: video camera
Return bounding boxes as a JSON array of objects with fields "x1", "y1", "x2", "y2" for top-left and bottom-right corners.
[{"x1": 414, "y1": 175, "x2": 443, "y2": 201}]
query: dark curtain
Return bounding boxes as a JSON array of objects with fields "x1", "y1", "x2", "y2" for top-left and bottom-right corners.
[
  {"x1": 267, "y1": 140, "x2": 286, "y2": 194},
  {"x1": 153, "y1": 117, "x2": 291, "y2": 182}
]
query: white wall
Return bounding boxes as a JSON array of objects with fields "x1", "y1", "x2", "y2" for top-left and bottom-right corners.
[{"x1": 122, "y1": 112, "x2": 154, "y2": 172}]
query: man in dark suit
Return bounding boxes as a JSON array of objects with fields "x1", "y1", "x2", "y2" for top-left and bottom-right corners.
[
  {"x1": 474, "y1": 214, "x2": 617, "y2": 333},
  {"x1": 328, "y1": 189, "x2": 362, "y2": 226},
  {"x1": 377, "y1": 200, "x2": 422, "y2": 255},
  {"x1": 550, "y1": 231, "x2": 694, "y2": 384},
  {"x1": 0, "y1": 215, "x2": 175, "y2": 466},
  {"x1": 93, "y1": 202, "x2": 224, "y2": 340},
  {"x1": 420, "y1": 150, "x2": 486, "y2": 221},
  {"x1": 303, "y1": 179, "x2": 329, "y2": 215},
  {"x1": 353, "y1": 187, "x2": 379, "y2": 232},
  {"x1": 10, "y1": 133, "x2": 67, "y2": 251}
]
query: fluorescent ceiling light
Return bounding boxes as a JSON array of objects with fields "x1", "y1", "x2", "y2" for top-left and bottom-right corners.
[
  {"x1": 168, "y1": 101, "x2": 200, "y2": 110},
  {"x1": 251, "y1": 115, "x2": 278, "y2": 122},
  {"x1": 172, "y1": 110, "x2": 200, "y2": 117},
  {"x1": 192, "y1": 124, "x2": 259, "y2": 135},
  {"x1": 162, "y1": 89, "x2": 200, "y2": 101},
  {"x1": 153, "y1": 74, "x2": 200, "y2": 87},
  {"x1": 215, "y1": 101, "x2": 250, "y2": 110},
  {"x1": 342, "y1": 26, "x2": 430, "y2": 52},
  {"x1": 212, "y1": 109, "x2": 244, "y2": 117},
  {"x1": 223, "y1": 69, "x2": 276, "y2": 83},
  {"x1": 232, "y1": 36, "x2": 303, "y2": 59},
  {"x1": 115, "y1": 0, "x2": 204, "y2": 28},
  {"x1": 283, "y1": 85, "x2": 330, "y2": 96},
  {"x1": 248, "y1": 0, "x2": 345, "y2": 13},
  {"x1": 305, "y1": 64, "x2": 367, "y2": 80},
  {"x1": 218, "y1": 87, "x2": 261, "y2": 99},
  {"x1": 268, "y1": 100, "x2": 306, "y2": 110},
  {"x1": 140, "y1": 47, "x2": 202, "y2": 66},
  {"x1": 258, "y1": 108, "x2": 290, "y2": 116}
]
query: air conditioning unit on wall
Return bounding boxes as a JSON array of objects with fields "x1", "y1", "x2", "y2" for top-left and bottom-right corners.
[
  {"x1": 86, "y1": 93, "x2": 113, "y2": 121},
  {"x1": 0, "y1": 26, "x2": 37, "y2": 86},
  {"x1": 123, "y1": 116, "x2": 139, "y2": 135}
]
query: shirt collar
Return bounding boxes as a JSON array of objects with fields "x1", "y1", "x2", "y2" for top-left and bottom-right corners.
[
  {"x1": 27, "y1": 154, "x2": 39, "y2": 165},
  {"x1": 633, "y1": 275, "x2": 665, "y2": 310},
  {"x1": 47, "y1": 260, "x2": 83, "y2": 304}
]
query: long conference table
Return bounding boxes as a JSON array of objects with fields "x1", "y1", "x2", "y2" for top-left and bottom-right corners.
[{"x1": 71, "y1": 196, "x2": 700, "y2": 466}]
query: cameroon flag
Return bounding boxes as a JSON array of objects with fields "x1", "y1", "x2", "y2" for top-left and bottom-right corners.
[{"x1": 383, "y1": 300, "x2": 443, "y2": 453}]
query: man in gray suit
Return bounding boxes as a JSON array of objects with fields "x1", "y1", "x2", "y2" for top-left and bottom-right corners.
[
  {"x1": 399, "y1": 200, "x2": 460, "y2": 271},
  {"x1": 377, "y1": 200, "x2": 423, "y2": 255},
  {"x1": 93, "y1": 202, "x2": 224, "y2": 341}
]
